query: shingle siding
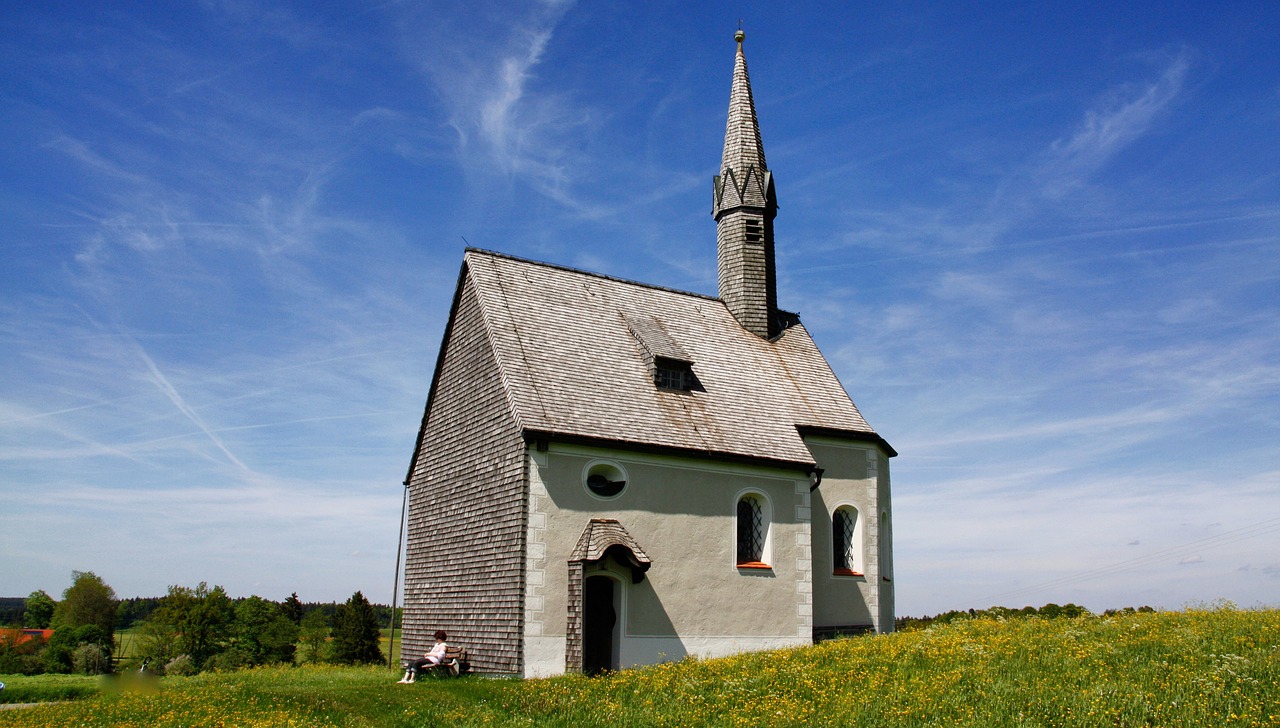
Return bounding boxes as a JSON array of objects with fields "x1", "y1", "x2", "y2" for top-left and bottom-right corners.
[
  {"x1": 402, "y1": 271, "x2": 527, "y2": 674},
  {"x1": 716, "y1": 208, "x2": 777, "y2": 338}
]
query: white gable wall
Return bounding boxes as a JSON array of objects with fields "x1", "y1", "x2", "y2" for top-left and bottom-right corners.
[{"x1": 523, "y1": 442, "x2": 814, "y2": 677}]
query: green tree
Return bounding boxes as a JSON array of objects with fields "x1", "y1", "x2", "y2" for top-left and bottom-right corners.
[
  {"x1": 1060, "y1": 603, "x2": 1090, "y2": 618},
  {"x1": 139, "y1": 582, "x2": 234, "y2": 671},
  {"x1": 298, "y1": 610, "x2": 330, "y2": 664},
  {"x1": 115, "y1": 596, "x2": 164, "y2": 628},
  {"x1": 231, "y1": 596, "x2": 298, "y2": 666},
  {"x1": 134, "y1": 609, "x2": 181, "y2": 671},
  {"x1": 70, "y1": 625, "x2": 111, "y2": 674},
  {"x1": 48, "y1": 571, "x2": 117, "y2": 671},
  {"x1": 331, "y1": 591, "x2": 383, "y2": 665},
  {"x1": 282, "y1": 592, "x2": 303, "y2": 624},
  {"x1": 51, "y1": 571, "x2": 117, "y2": 638},
  {"x1": 23, "y1": 590, "x2": 56, "y2": 629},
  {"x1": 38, "y1": 624, "x2": 108, "y2": 674},
  {"x1": 42, "y1": 627, "x2": 77, "y2": 673},
  {"x1": 259, "y1": 612, "x2": 300, "y2": 664}
]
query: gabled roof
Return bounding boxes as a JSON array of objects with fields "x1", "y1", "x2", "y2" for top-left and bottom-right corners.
[{"x1": 459, "y1": 248, "x2": 891, "y2": 469}]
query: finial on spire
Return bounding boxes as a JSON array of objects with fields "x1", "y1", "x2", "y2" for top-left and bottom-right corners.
[{"x1": 735, "y1": 28, "x2": 744, "y2": 44}]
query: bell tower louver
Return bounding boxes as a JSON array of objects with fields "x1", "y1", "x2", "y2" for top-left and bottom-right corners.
[{"x1": 713, "y1": 29, "x2": 778, "y2": 339}]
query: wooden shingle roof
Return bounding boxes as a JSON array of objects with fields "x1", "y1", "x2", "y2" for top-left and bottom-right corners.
[{"x1": 463, "y1": 248, "x2": 891, "y2": 469}]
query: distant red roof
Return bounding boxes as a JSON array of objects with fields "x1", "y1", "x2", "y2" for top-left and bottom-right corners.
[{"x1": 0, "y1": 628, "x2": 54, "y2": 645}]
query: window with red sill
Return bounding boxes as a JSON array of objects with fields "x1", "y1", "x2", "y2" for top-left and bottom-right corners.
[
  {"x1": 833, "y1": 506, "x2": 863, "y2": 576},
  {"x1": 736, "y1": 495, "x2": 767, "y2": 567}
]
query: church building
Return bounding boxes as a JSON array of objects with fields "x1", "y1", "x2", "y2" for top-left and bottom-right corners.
[{"x1": 400, "y1": 30, "x2": 896, "y2": 677}]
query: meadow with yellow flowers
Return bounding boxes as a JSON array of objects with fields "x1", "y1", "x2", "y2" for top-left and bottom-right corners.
[{"x1": 3, "y1": 605, "x2": 1276, "y2": 726}]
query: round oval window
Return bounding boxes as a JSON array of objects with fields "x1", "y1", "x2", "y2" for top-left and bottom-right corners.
[
  {"x1": 583, "y1": 462, "x2": 627, "y2": 498},
  {"x1": 587, "y1": 473, "x2": 624, "y2": 497}
]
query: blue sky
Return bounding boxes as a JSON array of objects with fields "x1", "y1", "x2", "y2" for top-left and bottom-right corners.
[{"x1": 2, "y1": 1, "x2": 1277, "y2": 616}]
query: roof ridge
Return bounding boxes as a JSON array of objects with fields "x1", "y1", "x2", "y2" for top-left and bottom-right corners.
[
  {"x1": 464, "y1": 247, "x2": 725, "y2": 303},
  {"x1": 464, "y1": 247, "x2": 802, "y2": 322}
]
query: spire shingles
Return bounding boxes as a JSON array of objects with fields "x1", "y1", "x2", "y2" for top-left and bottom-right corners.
[
  {"x1": 720, "y1": 32, "x2": 767, "y2": 195},
  {"x1": 713, "y1": 30, "x2": 778, "y2": 338}
]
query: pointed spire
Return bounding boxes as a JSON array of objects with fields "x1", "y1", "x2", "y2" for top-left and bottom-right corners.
[
  {"x1": 713, "y1": 29, "x2": 778, "y2": 339},
  {"x1": 719, "y1": 29, "x2": 768, "y2": 195}
]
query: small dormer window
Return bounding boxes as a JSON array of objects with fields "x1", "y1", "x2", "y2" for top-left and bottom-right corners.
[
  {"x1": 654, "y1": 358, "x2": 697, "y2": 391},
  {"x1": 626, "y1": 315, "x2": 703, "y2": 393}
]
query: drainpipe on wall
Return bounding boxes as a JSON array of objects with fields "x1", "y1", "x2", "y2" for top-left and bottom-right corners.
[{"x1": 807, "y1": 467, "x2": 825, "y2": 492}]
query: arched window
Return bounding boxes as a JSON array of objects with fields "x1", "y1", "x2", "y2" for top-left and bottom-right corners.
[
  {"x1": 736, "y1": 494, "x2": 766, "y2": 566},
  {"x1": 833, "y1": 506, "x2": 863, "y2": 576},
  {"x1": 880, "y1": 510, "x2": 892, "y2": 581}
]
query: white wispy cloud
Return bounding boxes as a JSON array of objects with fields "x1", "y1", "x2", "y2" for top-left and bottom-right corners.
[
  {"x1": 44, "y1": 135, "x2": 150, "y2": 184},
  {"x1": 394, "y1": 1, "x2": 595, "y2": 211},
  {"x1": 803, "y1": 48, "x2": 1197, "y2": 270},
  {"x1": 1, "y1": 14, "x2": 448, "y2": 594},
  {"x1": 5, "y1": 474, "x2": 403, "y2": 599},
  {"x1": 1037, "y1": 49, "x2": 1192, "y2": 198}
]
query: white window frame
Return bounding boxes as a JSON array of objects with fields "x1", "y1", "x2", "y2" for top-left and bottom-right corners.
[
  {"x1": 733, "y1": 488, "x2": 773, "y2": 569},
  {"x1": 582, "y1": 459, "x2": 629, "y2": 501},
  {"x1": 831, "y1": 503, "x2": 865, "y2": 576}
]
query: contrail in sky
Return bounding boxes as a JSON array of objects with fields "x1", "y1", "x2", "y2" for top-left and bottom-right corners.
[{"x1": 131, "y1": 338, "x2": 251, "y2": 473}]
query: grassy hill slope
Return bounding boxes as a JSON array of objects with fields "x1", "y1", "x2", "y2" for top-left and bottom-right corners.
[{"x1": 3, "y1": 605, "x2": 1276, "y2": 726}]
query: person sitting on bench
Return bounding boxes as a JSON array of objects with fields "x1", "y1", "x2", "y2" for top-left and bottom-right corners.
[{"x1": 398, "y1": 630, "x2": 447, "y2": 683}]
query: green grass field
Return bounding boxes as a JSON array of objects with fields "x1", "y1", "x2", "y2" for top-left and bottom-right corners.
[
  {"x1": 4, "y1": 606, "x2": 1277, "y2": 726},
  {"x1": 0, "y1": 673, "x2": 101, "y2": 705}
]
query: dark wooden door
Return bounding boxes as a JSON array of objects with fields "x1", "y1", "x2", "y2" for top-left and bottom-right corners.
[{"x1": 583, "y1": 575, "x2": 617, "y2": 674}]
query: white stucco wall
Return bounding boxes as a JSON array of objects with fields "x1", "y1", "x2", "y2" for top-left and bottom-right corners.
[
  {"x1": 806, "y1": 436, "x2": 893, "y2": 634},
  {"x1": 522, "y1": 443, "x2": 813, "y2": 677},
  {"x1": 877, "y1": 446, "x2": 895, "y2": 632}
]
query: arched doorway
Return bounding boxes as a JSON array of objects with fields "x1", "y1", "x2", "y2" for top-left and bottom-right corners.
[
  {"x1": 566, "y1": 519, "x2": 651, "y2": 674},
  {"x1": 582, "y1": 574, "x2": 619, "y2": 675}
]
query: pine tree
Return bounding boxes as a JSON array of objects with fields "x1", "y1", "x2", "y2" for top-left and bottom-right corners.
[
  {"x1": 282, "y1": 592, "x2": 304, "y2": 624},
  {"x1": 331, "y1": 591, "x2": 383, "y2": 665}
]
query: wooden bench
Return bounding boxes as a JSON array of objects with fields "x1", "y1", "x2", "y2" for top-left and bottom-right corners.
[{"x1": 420, "y1": 645, "x2": 470, "y2": 677}]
